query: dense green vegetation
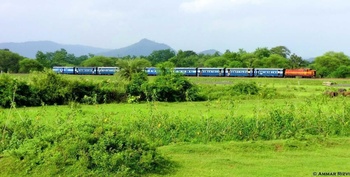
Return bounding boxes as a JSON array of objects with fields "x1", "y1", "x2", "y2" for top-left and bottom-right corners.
[
  {"x1": 1, "y1": 46, "x2": 350, "y2": 78},
  {"x1": 1, "y1": 95, "x2": 350, "y2": 176},
  {"x1": 0, "y1": 70, "x2": 203, "y2": 108},
  {"x1": 1, "y1": 71, "x2": 350, "y2": 176},
  {"x1": 0, "y1": 109, "x2": 173, "y2": 176}
]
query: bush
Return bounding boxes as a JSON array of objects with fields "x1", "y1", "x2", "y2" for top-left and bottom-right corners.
[
  {"x1": 0, "y1": 74, "x2": 40, "y2": 108},
  {"x1": 2, "y1": 116, "x2": 173, "y2": 176},
  {"x1": 231, "y1": 82, "x2": 260, "y2": 95},
  {"x1": 144, "y1": 73, "x2": 201, "y2": 102},
  {"x1": 68, "y1": 79, "x2": 97, "y2": 103},
  {"x1": 126, "y1": 72, "x2": 149, "y2": 102},
  {"x1": 329, "y1": 65, "x2": 350, "y2": 78},
  {"x1": 259, "y1": 86, "x2": 278, "y2": 99},
  {"x1": 0, "y1": 71, "x2": 128, "y2": 107},
  {"x1": 0, "y1": 74, "x2": 19, "y2": 108},
  {"x1": 30, "y1": 70, "x2": 70, "y2": 105}
]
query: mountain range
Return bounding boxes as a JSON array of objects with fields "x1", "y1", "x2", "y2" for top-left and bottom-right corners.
[
  {"x1": 0, "y1": 41, "x2": 110, "y2": 58},
  {"x1": 0, "y1": 39, "x2": 220, "y2": 58}
]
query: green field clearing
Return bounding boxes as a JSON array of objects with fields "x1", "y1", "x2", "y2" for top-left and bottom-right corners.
[{"x1": 151, "y1": 138, "x2": 350, "y2": 177}]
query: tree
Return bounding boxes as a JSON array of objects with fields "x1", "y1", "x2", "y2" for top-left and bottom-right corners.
[
  {"x1": 116, "y1": 58, "x2": 151, "y2": 80},
  {"x1": 52, "y1": 49, "x2": 69, "y2": 66},
  {"x1": 81, "y1": 56, "x2": 115, "y2": 67},
  {"x1": 73, "y1": 55, "x2": 90, "y2": 66},
  {"x1": 254, "y1": 47, "x2": 271, "y2": 59},
  {"x1": 0, "y1": 49, "x2": 24, "y2": 73},
  {"x1": 330, "y1": 65, "x2": 350, "y2": 78},
  {"x1": 36, "y1": 51, "x2": 51, "y2": 68},
  {"x1": 177, "y1": 50, "x2": 197, "y2": 58},
  {"x1": 260, "y1": 54, "x2": 289, "y2": 68},
  {"x1": 288, "y1": 53, "x2": 304, "y2": 68},
  {"x1": 156, "y1": 61, "x2": 175, "y2": 76},
  {"x1": 35, "y1": 49, "x2": 86, "y2": 67},
  {"x1": 228, "y1": 60, "x2": 244, "y2": 67},
  {"x1": 222, "y1": 50, "x2": 240, "y2": 61},
  {"x1": 147, "y1": 49, "x2": 175, "y2": 66},
  {"x1": 126, "y1": 72, "x2": 149, "y2": 101},
  {"x1": 204, "y1": 56, "x2": 229, "y2": 67},
  {"x1": 222, "y1": 50, "x2": 233, "y2": 58},
  {"x1": 311, "y1": 51, "x2": 350, "y2": 77},
  {"x1": 241, "y1": 53, "x2": 258, "y2": 67},
  {"x1": 170, "y1": 50, "x2": 199, "y2": 67},
  {"x1": 270, "y1": 46, "x2": 291, "y2": 58},
  {"x1": 19, "y1": 58, "x2": 44, "y2": 73}
]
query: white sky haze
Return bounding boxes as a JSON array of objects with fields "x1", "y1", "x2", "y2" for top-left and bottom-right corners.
[{"x1": 1, "y1": 0, "x2": 350, "y2": 58}]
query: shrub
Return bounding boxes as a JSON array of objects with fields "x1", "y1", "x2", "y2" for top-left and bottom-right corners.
[
  {"x1": 0, "y1": 74, "x2": 18, "y2": 108},
  {"x1": 30, "y1": 70, "x2": 70, "y2": 105},
  {"x1": 144, "y1": 73, "x2": 201, "y2": 102},
  {"x1": 3, "y1": 116, "x2": 173, "y2": 176},
  {"x1": 0, "y1": 71, "x2": 130, "y2": 108},
  {"x1": 126, "y1": 72, "x2": 149, "y2": 101},
  {"x1": 68, "y1": 79, "x2": 97, "y2": 103},
  {"x1": 259, "y1": 86, "x2": 278, "y2": 99},
  {"x1": 231, "y1": 82, "x2": 260, "y2": 95},
  {"x1": 0, "y1": 74, "x2": 40, "y2": 108},
  {"x1": 329, "y1": 65, "x2": 350, "y2": 78}
]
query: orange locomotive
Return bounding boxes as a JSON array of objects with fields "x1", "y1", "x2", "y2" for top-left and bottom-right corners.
[{"x1": 284, "y1": 68, "x2": 316, "y2": 78}]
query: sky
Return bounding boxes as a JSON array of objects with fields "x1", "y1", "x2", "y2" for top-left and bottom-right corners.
[{"x1": 1, "y1": 0, "x2": 350, "y2": 58}]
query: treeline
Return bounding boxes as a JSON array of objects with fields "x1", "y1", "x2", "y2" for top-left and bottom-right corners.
[
  {"x1": 1, "y1": 46, "x2": 350, "y2": 78},
  {"x1": 0, "y1": 69, "x2": 203, "y2": 108}
]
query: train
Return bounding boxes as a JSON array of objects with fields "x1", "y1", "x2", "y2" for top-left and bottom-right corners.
[
  {"x1": 53, "y1": 66, "x2": 119, "y2": 75},
  {"x1": 53, "y1": 66, "x2": 316, "y2": 78}
]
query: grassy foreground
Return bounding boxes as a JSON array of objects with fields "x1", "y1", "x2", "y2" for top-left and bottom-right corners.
[
  {"x1": 152, "y1": 138, "x2": 350, "y2": 177},
  {"x1": 1, "y1": 75, "x2": 350, "y2": 176},
  {"x1": 1, "y1": 96, "x2": 350, "y2": 176},
  {"x1": 2, "y1": 137, "x2": 350, "y2": 177}
]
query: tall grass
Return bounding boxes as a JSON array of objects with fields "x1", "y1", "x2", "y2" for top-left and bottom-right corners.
[{"x1": 128, "y1": 96, "x2": 350, "y2": 145}]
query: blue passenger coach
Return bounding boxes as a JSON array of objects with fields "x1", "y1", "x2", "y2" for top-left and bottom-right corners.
[
  {"x1": 53, "y1": 66, "x2": 75, "y2": 74},
  {"x1": 98, "y1": 67, "x2": 119, "y2": 75},
  {"x1": 197, "y1": 68, "x2": 225, "y2": 77},
  {"x1": 75, "y1": 67, "x2": 97, "y2": 75},
  {"x1": 174, "y1": 67, "x2": 197, "y2": 76},
  {"x1": 145, "y1": 67, "x2": 157, "y2": 76},
  {"x1": 226, "y1": 68, "x2": 254, "y2": 77},
  {"x1": 254, "y1": 68, "x2": 284, "y2": 77}
]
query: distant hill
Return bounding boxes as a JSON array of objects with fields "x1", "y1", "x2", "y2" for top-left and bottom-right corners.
[
  {"x1": 0, "y1": 41, "x2": 111, "y2": 58},
  {"x1": 199, "y1": 49, "x2": 222, "y2": 55},
  {"x1": 0, "y1": 39, "x2": 174, "y2": 58},
  {"x1": 305, "y1": 57, "x2": 315, "y2": 62},
  {"x1": 98, "y1": 38, "x2": 173, "y2": 57}
]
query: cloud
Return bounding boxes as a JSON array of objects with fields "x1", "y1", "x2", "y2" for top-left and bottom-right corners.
[{"x1": 180, "y1": 0, "x2": 265, "y2": 13}]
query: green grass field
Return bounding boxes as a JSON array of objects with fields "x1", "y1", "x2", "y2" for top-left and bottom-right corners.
[
  {"x1": 1, "y1": 75, "x2": 350, "y2": 176},
  {"x1": 152, "y1": 138, "x2": 350, "y2": 177}
]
